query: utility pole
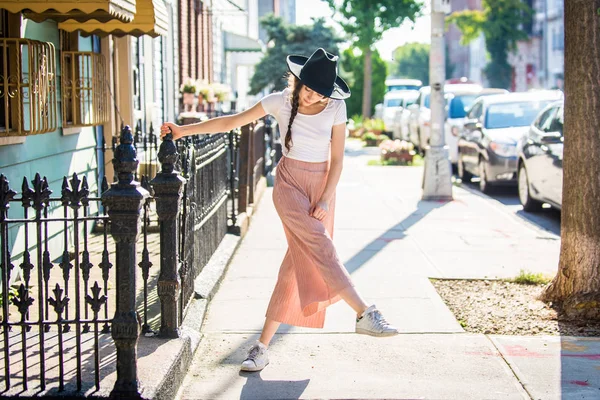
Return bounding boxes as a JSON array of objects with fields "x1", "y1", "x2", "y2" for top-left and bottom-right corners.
[{"x1": 422, "y1": 0, "x2": 453, "y2": 201}]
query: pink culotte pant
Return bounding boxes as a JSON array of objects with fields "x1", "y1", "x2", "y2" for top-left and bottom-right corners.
[{"x1": 265, "y1": 156, "x2": 354, "y2": 328}]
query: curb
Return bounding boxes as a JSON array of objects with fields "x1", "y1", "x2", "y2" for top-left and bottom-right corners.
[{"x1": 454, "y1": 181, "x2": 560, "y2": 240}]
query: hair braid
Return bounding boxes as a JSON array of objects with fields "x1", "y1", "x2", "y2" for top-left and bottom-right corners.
[{"x1": 285, "y1": 78, "x2": 303, "y2": 152}]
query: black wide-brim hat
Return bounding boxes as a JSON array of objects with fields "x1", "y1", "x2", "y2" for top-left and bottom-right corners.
[{"x1": 286, "y1": 48, "x2": 351, "y2": 100}]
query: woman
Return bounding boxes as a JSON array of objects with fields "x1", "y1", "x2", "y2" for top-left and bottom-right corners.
[{"x1": 161, "y1": 48, "x2": 398, "y2": 373}]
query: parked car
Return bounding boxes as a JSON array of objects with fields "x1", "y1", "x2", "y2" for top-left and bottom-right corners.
[
  {"x1": 407, "y1": 86, "x2": 431, "y2": 152},
  {"x1": 457, "y1": 91, "x2": 563, "y2": 193},
  {"x1": 385, "y1": 78, "x2": 422, "y2": 92},
  {"x1": 445, "y1": 88, "x2": 508, "y2": 166},
  {"x1": 380, "y1": 90, "x2": 419, "y2": 137},
  {"x1": 391, "y1": 91, "x2": 419, "y2": 140},
  {"x1": 516, "y1": 100, "x2": 564, "y2": 211},
  {"x1": 408, "y1": 83, "x2": 487, "y2": 153}
]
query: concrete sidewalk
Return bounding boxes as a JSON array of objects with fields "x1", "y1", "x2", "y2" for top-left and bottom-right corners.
[{"x1": 178, "y1": 141, "x2": 600, "y2": 400}]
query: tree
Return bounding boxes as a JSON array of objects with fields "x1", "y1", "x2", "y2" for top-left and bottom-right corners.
[
  {"x1": 447, "y1": 0, "x2": 531, "y2": 89},
  {"x1": 539, "y1": 1, "x2": 600, "y2": 320},
  {"x1": 390, "y1": 43, "x2": 430, "y2": 85},
  {"x1": 249, "y1": 14, "x2": 342, "y2": 95},
  {"x1": 340, "y1": 47, "x2": 387, "y2": 118},
  {"x1": 325, "y1": 0, "x2": 422, "y2": 118}
]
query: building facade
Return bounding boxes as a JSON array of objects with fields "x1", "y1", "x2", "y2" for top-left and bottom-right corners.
[
  {"x1": 0, "y1": 0, "x2": 179, "y2": 282},
  {"x1": 445, "y1": 0, "x2": 488, "y2": 85}
]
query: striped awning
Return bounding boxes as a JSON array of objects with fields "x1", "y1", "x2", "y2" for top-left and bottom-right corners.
[
  {"x1": 0, "y1": 0, "x2": 136, "y2": 23},
  {"x1": 57, "y1": 0, "x2": 168, "y2": 38}
]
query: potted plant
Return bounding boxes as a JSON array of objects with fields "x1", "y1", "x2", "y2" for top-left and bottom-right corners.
[
  {"x1": 379, "y1": 139, "x2": 416, "y2": 164},
  {"x1": 212, "y1": 82, "x2": 232, "y2": 103},
  {"x1": 362, "y1": 131, "x2": 379, "y2": 147},
  {"x1": 364, "y1": 118, "x2": 386, "y2": 135},
  {"x1": 180, "y1": 77, "x2": 197, "y2": 108}
]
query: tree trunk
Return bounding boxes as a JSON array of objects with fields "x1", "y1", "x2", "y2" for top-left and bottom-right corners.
[
  {"x1": 540, "y1": 0, "x2": 600, "y2": 320},
  {"x1": 362, "y1": 47, "x2": 372, "y2": 118}
]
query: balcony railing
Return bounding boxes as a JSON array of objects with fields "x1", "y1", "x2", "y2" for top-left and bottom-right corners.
[{"x1": 0, "y1": 39, "x2": 57, "y2": 137}]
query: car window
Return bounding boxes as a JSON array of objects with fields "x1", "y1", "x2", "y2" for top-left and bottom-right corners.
[
  {"x1": 468, "y1": 102, "x2": 483, "y2": 120},
  {"x1": 449, "y1": 95, "x2": 480, "y2": 118},
  {"x1": 548, "y1": 107, "x2": 563, "y2": 134},
  {"x1": 485, "y1": 100, "x2": 554, "y2": 129},
  {"x1": 404, "y1": 98, "x2": 417, "y2": 107},
  {"x1": 388, "y1": 85, "x2": 421, "y2": 91},
  {"x1": 536, "y1": 107, "x2": 558, "y2": 131},
  {"x1": 384, "y1": 99, "x2": 403, "y2": 107},
  {"x1": 423, "y1": 94, "x2": 430, "y2": 108}
]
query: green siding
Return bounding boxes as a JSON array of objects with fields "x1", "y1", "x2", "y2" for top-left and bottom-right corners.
[{"x1": 0, "y1": 19, "x2": 102, "y2": 274}]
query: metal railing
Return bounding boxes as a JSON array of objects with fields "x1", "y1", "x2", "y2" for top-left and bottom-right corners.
[
  {"x1": 0, "y1": 114, "x2": 279, "y2": 395},
  {"x1": 0, "y1": 38, "x2": 57, "y2": 137}
]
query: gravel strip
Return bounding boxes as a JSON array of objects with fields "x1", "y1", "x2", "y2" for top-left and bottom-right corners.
[{"x1": 431, "y1": 279, "x2": 600, "y2": 337}]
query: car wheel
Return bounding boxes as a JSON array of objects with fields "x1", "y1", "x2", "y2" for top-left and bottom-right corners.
[
  {"x1": 478, "y1": 158, "x2": 492, "y2": 194},
  {"x1": 518, "y1": 163, "x2": 543, "y2": 212},
  {"x1": 457, "y1": 156, "x2": 472, "y2": 182}
]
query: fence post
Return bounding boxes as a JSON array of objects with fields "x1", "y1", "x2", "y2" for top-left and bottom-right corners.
[
  {"x1": 238, "y1": 124, "x2": 251, "y2": 214},
  {"x1": 150, "y1": 133, "x2": 186, "y2": 338},
  {"x1": 102, "y1": 126, "x2": 149, "y2": 399}
]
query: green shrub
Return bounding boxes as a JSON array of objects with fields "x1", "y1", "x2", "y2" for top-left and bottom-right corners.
[{"x1": 506, "y1": 270, "x2": 552, "y2": 285}]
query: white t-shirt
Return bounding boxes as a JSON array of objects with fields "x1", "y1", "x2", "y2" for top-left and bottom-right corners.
[{"x1": 261, "y1": 88, "x2": 347, "y2": 162}]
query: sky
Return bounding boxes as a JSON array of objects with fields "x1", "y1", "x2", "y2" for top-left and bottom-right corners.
[{"x1": 295, "y1": 0, "x2": 431, "y2": 61}]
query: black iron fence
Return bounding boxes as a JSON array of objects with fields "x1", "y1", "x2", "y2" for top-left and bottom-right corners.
[
  {"x1": 0, "y1": 172, "x2": 115, "y2": 393},
  {"x1": 0, "y1": 115, "x2": 278, "y2": 396}
]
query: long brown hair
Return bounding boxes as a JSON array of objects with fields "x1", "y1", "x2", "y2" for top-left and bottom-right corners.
[{"x1": 285, "y1": 74, "x2": 303, "y2": 152}]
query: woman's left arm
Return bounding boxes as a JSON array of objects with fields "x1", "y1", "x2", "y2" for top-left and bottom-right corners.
[{"x1": 309, "y1": 123, "x2": 346, "y2": 220}]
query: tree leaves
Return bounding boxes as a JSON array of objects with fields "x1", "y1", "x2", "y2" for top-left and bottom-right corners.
[
  {"x1": 248, "y1": 15, "x2": 342, "y2": 95},
  {"x1": 390, "y1": 43, "x2": 430, "y2": 85},
  {"x1": 340, "y1": 48, "x2": 387, "y2": 118},
  {"x1": 326, "y1": 0, "x2": 422, "y2": 50},
  {"x1": 446, "y1": 0, "x2": 533, "y2": 89}
]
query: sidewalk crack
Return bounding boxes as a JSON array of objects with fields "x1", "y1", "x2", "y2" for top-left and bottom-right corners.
[{"x1": 486, "y1": 335, "x2": 534, "y2": 400}]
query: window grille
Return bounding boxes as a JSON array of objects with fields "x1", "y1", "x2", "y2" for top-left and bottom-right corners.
[
  {"x1": 0, "y1": 38, "x2": 57, "y2": 136},
  {"x1": 61, "y1": 51, "x2": 109, "y2": 127}
]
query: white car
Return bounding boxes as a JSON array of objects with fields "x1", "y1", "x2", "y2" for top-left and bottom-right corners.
[
  {"x1": 391, "y1": 91, "x2": 419, "y2": 140},
  {"x1": 409, "y1": 83, "x2": 506, "y2": 154},
  {"x1": 445, "y1": 88, "x2": 508, "y2": 165},
  {"x1": 382, "y1": 90, "x2": 419, "y2": 136}
]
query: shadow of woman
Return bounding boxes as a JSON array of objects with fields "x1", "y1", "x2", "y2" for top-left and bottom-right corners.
[{"x1": 238, "y1": 371, "x2": 309, "y2": 400}]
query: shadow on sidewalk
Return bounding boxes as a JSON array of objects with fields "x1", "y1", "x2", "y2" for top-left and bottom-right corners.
[
  {"x1": 238, "y1": 372, "x2": 310, "y2": 400},
  {"x1": 344, "y1": 199, "x2": 449, "y2": 274}
]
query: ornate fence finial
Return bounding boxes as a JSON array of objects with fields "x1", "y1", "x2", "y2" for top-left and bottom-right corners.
[
  {"x1": 157, "y1": 133, "x2": 180, "y2": 174},
  {"x1": 113, "y1": 125, "x2": 139, "y2": 186},
  {"x1": 0, "y1": 174, "x2": 17, "y2": 219}
]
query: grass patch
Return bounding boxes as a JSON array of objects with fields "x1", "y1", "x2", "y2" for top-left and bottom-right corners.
[
  {"x1": 367, "y1": 155, "x2": 424, "y2": 167},
  {"x1": 505, "y1": 269, "x2": 552, "y2": 285}
]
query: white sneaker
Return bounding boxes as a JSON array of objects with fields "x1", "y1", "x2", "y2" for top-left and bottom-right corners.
[
  {"x1": 355, "y1": 304, "x2": 399, "y2": 337},
  {"x1": 240, "y1": 341, "x2": 269, "y2": 372}
]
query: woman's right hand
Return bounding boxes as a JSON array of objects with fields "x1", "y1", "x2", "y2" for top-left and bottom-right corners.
[{"x1": 160, "y1": 122, "x2": 185, "y2": 140}]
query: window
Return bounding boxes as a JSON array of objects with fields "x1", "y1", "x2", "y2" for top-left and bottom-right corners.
[
  {"x1": 449, "y1": 95, "x2": 480, "y2": 119},
  {"x1": 60, "y1": 31, "x2": 108, "y2": 128},
  {"x1": 548, "y1": 107, "x2": 563, "y2": 134},
  {"x1": 534, "y1": 107, "x2": 557, "y2": 131},
  {"x1": 485, "y1": 101, "x2": 554, "y2": 129},
  {"x1": 467, "y1": 102, "x2": 483, "y2": 120},
  {"x1": 0, "y1": 11, "x2": 57, "y2": 137}
]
